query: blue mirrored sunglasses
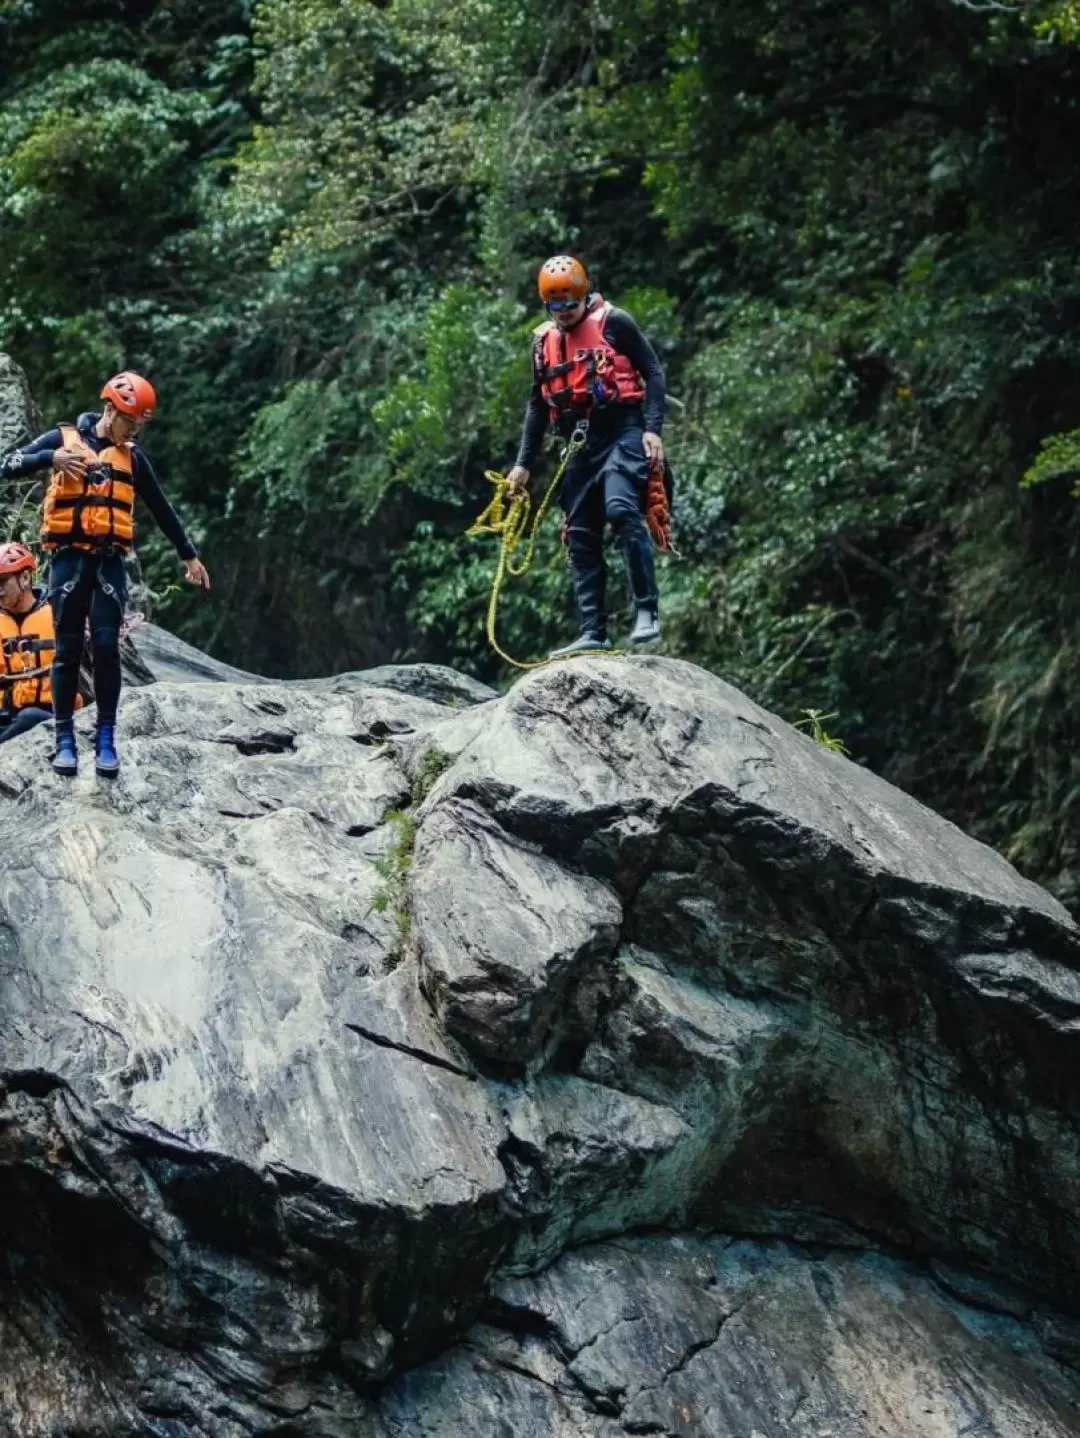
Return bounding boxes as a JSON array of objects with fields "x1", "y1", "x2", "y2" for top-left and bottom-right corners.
[{"x1": 545, "y1": 298, "x2": 582, "y2": 314}]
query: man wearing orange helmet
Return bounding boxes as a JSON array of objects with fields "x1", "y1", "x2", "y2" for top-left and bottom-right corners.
[
  {"x1": 0, "y1": 542, "x2": 79, "y2": 745},
  {"x1": 0, "y1": 371, "x2": 210, "y2": 776},
  {"x1": 505, "y1": 255, "x2": 667, "y2": 655}
]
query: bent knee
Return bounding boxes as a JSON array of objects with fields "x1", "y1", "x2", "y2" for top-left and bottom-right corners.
[{"x1": 605, "y1": 496, "x2": 644, "y2": 528}]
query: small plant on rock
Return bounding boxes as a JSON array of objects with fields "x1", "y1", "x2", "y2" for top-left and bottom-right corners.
[
  {"x1": 795, "y1": 708, "x2": 850, "y2": 756},
  {"x1": 367, "y1": 746, "x2": 451, "y2": 969}
]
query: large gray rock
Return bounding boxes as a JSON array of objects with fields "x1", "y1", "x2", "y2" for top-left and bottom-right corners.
[
  {"x1": 1, "y1": 648, "x2": 1079, "y2": 1434},
  {"x1": 0, "y1": 351, "x2": 39, "y2": 455},
  {"x1": 0, "y1": 352, "x2": 42, "y2": 554},
  {"x1": 122, "y1": 620, "x2": 498, "y2": 707},
  {"x1": 379, "y1": 1234, "x2": 1080, "y2": 1437}
]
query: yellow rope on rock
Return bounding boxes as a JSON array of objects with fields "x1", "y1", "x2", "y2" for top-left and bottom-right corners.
[{"x1": 467, "y1": 425, "x2": 588, "y2": 671}]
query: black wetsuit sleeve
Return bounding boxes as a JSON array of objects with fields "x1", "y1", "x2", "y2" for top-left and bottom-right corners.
[
  {"x1": 604, "y1": 309, "x2": 666, "y2": 434},
  {"x1": 0, "y1": 428, "x2": 64, "y2": 478},
  {"x1": 133, "y1": 451, "x2": 198, "y2": 559},
  {"x1": 515, "y1": 344, "x2": 549, "y2": 470}
]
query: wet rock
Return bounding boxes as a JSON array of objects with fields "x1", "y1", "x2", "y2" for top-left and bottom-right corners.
[
  {"x1": 122, "y1": 621, "x2": 267, "y2": 687},
  {"x1": 0, "y1": 647, "x2": 1079, "y2": 1434},
  {"x1": 413, "y1": 799, "x2": 622, "y2": 1067},
  {"x1": 122, "y1": 620, "x2": 499, "y2": 710},
  {"x1": 434, "y1": 1234, "x2": 1079, "y2": 1438}
]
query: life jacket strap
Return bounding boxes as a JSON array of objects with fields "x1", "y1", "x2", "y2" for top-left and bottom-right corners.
[{"x1": 49, "y1": 493, "x2": 133, "y2": 513}]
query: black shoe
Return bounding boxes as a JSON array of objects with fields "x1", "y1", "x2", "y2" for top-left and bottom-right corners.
[
  {"x1": 630, "y1": 607, "x2": 661, "y2": 644},
  {"x1": 549, "y1": 633, "x2": 614, "y2": 659}
]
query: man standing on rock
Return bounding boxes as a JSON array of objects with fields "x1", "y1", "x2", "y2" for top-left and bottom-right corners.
[
  {"x1": 0, "y1": 371, "x2": 210, "y2": 776},
  {"x1": 504, "y1": 255, "x2": 667, "y2": 657}
]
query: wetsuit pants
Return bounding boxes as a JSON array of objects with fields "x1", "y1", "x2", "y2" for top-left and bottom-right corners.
[
  {"x1": 560, "y1": 424, "x2": 658, "y2": 641},
  {"x1": 0, "y1": 706, "x2": 52, "y2": 744},
  {"x1": 48, "y1": 548, "x2": 127, "y2": 728}
]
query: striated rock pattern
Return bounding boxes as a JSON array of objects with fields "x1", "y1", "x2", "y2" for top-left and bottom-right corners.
[
  {"x1": 0, "y1": 352, "x2": 40, "y2": 456},
  {"x1": 1, "y1": 637, "x2": 1079, "y2": 1434}
]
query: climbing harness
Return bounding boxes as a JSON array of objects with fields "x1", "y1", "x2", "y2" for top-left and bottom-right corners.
[
  {"x1": 535, "y1": 296, "x2": 645, "y2": 423},
  {"x1": 467, "y1": 421, "x2": 593, "y2": 671}
]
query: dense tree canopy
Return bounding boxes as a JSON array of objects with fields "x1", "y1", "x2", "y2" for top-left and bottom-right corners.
[{"x1": 1, "y1": 0, "x2": 1078, "y2": 907}]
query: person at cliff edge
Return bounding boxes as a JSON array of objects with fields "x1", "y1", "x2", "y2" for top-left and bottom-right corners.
[
  {"x1": 504, "y1": 254, "x2": 667, "y2": 656},
  {"x1": 0, "y1": 542, "x2": 84, "y2": 745},
  {"x1": 0, "y1": 371, "x2": 210, "y2": 776}
]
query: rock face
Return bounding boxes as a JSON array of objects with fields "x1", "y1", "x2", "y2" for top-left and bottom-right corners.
[
  {"x1": 0, "y1": 351, "x2": 40, "y2": 455},
  {"x1": 0, "y1": 352, "x2": 42, "y2": 554},
  {"x1": 1, "y1": 641, "x2": 1080, "y2": 1435}
]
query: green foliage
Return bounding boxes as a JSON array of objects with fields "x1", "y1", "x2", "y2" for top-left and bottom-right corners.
[
  {"x1": 410, "y1": 745, "x2": 451, "y2": 806},
  {"x1": 398, "y1": 513, "x2": 575, "y2": 674},
  {"x1": 368, "y1": 808, "x2": 417, "y2": 970},
  {"x1": 1022, "y1": 429, "x2": 1080, "y2": 496},
  {"x1": 372, "y1": 289, "x2": 532, "y2": 503},
  {"x1": 1031, "y1": 1, "x2": 1080, "y2": 43},
  {"x1": 3, "y1": 0, "x2": 1080, "y2": 912},
  {"x1": 367, "y1": 745, "x2": 450, "y2": 968}
]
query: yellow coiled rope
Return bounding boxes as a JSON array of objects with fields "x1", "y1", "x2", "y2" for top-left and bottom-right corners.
[{"x1": 467, "y1": 424, "x2": 589, "y2": 671}]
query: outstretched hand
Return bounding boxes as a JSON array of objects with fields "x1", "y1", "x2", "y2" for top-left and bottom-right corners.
[{"x1": 184, "y1": 557, "x2": 211, "y2": 591}]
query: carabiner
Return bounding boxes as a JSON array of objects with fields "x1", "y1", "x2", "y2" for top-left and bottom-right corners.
[{"x1": 566, "y1": 418, "x2": 590, "y2": 455}]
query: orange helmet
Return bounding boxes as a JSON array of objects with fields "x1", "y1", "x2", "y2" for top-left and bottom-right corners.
[
  {"x1": 0, "y1": 542, "x2": 37, "y2": 577},
  {"x1": 101, "y1": 370, "x2": 157, "y2": 421},
  {"x1": 538, "y1": 255, "x2": 589, "y2": 304}
]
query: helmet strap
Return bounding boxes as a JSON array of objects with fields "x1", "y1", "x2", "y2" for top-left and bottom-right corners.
[{"x1": 3, "y1": 574, "x2": 36, "y2": 614}]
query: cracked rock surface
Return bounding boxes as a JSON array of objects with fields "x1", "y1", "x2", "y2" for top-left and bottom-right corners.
[
  {"x1": 380, "y1": 1235, "x2": 1080, "y2": 1437},
  {"x1": 1, "y1": 633, "x2": 1079, "y2": 1434},
  {"x1": 0, "y1": 352, "x2": 40, "y2": 453}
]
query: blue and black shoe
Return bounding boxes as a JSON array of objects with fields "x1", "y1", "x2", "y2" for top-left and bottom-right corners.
[
  {"x1": 95, "y1": 724, "x2": 119, "y2": 778},
  {"x1": 51, "y1": 724, "x2": 78, "y2": 777}
]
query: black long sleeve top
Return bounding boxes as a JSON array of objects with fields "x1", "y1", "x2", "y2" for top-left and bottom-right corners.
[
  {"x1": 515, "y1": 301, "x2": 666, "y2": 469},
  {"x1": 1, "y1": 412, "x2": 198, "y2": 559}
]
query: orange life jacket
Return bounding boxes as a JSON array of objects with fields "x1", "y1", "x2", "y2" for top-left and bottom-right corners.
[
  {"x1": 536, "y1": 295, "x2": 645, "y2": 423},
  {"x1": 41, "y1": 423, "x2": 136, "y2": 552},
  {"x1": 0, "y1": 597, "x2": 57, "y2": 712}
]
